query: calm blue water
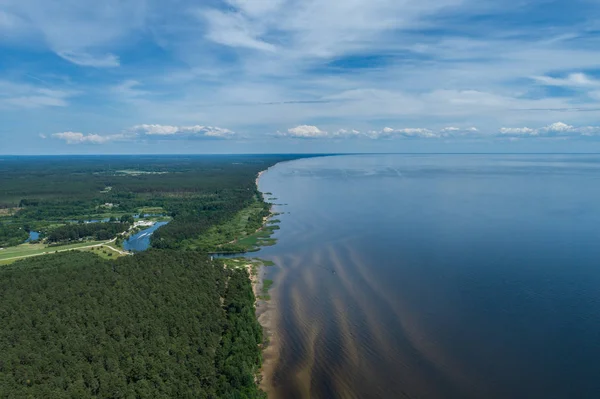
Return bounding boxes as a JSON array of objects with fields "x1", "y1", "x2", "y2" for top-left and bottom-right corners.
[
  {"x1": 255, "y1": 154, "x2": 600, "y2": 399},
  {"x1": 25, "y1": 231, "x2": 40, "y2": 242},
  {"x1": 123, "y1": 222, "x2": 169, "y2": 252}
]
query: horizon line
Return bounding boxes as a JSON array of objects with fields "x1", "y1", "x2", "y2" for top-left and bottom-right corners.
[{"x1": 2, "y1": 152, "x2": 600, "y2": 157}]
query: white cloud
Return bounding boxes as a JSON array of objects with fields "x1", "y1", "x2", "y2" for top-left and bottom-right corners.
[
  {"x1": 195, "y1": 0, "x2": 468, "y2": 60},
  {"x1": 499, "y1": 122, "x2": 600, "y2": 138},
  {"x1": 1, "y1": 0, "x2": 146, "y2": 58},
  {"x1": 543, "y1": 122, "x2": 574, "y2": 133},
  {"x1": 334, "y1": 129, "x2": 362, "y2": 138},
  {"x1": 132, "y1": 124, "x2": 180, "y2": 135},
  {"x1": 441, "y1": 127, "x2": 461, "y2": 132},
  {"x1": 281, "y1": 0, "x2": 465, "y2": 58},
  {"x1": 51, "y1": 123, "x2": 237, "y2": 144},
  {"x1": 532, "y1": 73, "x2": 600, "y2": 88},
  {"x1": 499, "y1": 127, "x2": 538, "y2": 136},
  {"x1": 197, "y1": 126, "x2": 236, "y2": 138},
  {"x1": 279, "y1": 125, "x2": 450, "y2": 139},
  {"x1": 5, "y1": 0, "x2": 600, "y2": 146},
  {"x1": 0, "y1": 81, "x2": 74, "y2": 108},
  {"x1": 52, "y1": 132, "x2": 114, "y2": 144},
  {"x1": 46, "y1": 120, "x2": 600, "y2": 146},
  {"x1": 376, "y1": 127, "x2": 438, "y2": 138},
  {"x1": 282, "y1": 125, "x2": 329, "y2": 138},
  {"x1": 199, "y1": 9, "x2": 276, "y2": 52},
  {"x1": 131, "y1": 124, "x2": 236, "y2": 138},
  {"x1": 277, "y1": 122, "x2": 600, "y2": 141},
  {"x1": 225, "y1": 0, "x2": 284, "y2": 17},
  {"x1": 439, "y1": 126, "x2": 480, "y2": 137},
  {"x1": 370, "y1": 126, "x2": 482, "y2": 139},
  {"x1": 57, "y1": 51, "x2": 120, "y2": 67}
]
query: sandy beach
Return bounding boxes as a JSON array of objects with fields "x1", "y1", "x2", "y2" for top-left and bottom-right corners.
[
  {"x1": 257, "y1": 288, "x2": 278, "y2": 395},
  {"x1": 256, "y1": 170, "x2": 265, "y2": 187},
  {"x1": 253, "y1": 168, "x2": 279, "y2": 396}
]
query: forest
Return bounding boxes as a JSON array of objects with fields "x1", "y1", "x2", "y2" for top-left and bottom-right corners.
[
  {"x1": 47, "y1": 222, "x2": 129, "y2": 243},
  {"x1": 0, "y1": 251, "x2": 264, "y2": 398},
  {"x1": 0, "y1": 224, "x2": 28, "y2": 247},
  {"x1": 0, "y1": 155, "x2": 311, "y2": 397},
  {"x1": 0, "y1": 155, "x2": 303, "y2": 243}
]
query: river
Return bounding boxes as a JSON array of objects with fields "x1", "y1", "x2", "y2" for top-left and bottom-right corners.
[
  {"x1": 123, "y1": 222, "x2": 169, "y2": 252},
  {"x1": 254, "y1": 154, "x2": 600, "y2": 399}
]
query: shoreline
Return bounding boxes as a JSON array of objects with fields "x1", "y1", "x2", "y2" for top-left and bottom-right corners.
[
  {"x1": 252, "y1": 168, "x2": 278, "y2": 396},
  {"x1": 256, "y1": 170, "x2": 265, "y2": 187}
]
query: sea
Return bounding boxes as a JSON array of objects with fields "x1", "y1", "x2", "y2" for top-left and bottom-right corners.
[{"x1": 254, "y1": 154, "x2": 600, "y2": 399}]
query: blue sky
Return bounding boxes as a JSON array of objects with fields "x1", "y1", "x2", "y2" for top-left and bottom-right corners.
[{"x1": 1, "y1": 0, "x2": 600, "y2": 154}]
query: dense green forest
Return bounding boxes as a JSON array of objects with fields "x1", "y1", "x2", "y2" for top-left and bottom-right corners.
[
  {"x1": 0, "y1": 223, "x2": 28, "y2": 247},
  {"x1": 47, "y1": 222, "x2": 129, "y2": 243},
  {"x1": 0, "y1": 155, "x2": 314, "y2": 397},
  {"x1": 0, "y1": 251, "x2": 265, "y2": 398},
  {"x1": 0, "y1": 155, "x2": 303, "y2": 245}
]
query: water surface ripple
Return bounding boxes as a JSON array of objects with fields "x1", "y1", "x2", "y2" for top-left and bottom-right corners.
[{"x1": 256, "y1": 155, "x2": 600, "y2": 399}]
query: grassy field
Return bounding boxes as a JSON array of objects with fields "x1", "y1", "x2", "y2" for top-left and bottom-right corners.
[
  {"x1": 80, "y1": 245, "x2": 125, "y2": 260},
  {"x1": 104, "y1": 241, "x2": 125, "y2": 253},
  {"x1": 138, "y1": 207, "x2": 166, "y2": 214},
  {"x1": 0, "y1": 240, "x2": 107, "y2": 265},
  {"x1": 0, "y1": 241, "x2": 105, "y2": 260}
]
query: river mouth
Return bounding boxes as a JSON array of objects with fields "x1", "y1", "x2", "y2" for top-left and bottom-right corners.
[{"x1": 255, "y1": 154, "x2": 600, "y2": 399}]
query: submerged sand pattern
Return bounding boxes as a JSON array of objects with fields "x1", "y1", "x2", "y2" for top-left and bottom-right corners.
[{"x1": 256, "y1": 155, "x2": 600, "y2": 399}]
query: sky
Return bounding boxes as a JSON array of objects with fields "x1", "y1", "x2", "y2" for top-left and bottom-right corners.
[{"x1": 1, "y1": 0, "x2": 600, "y2": 154}]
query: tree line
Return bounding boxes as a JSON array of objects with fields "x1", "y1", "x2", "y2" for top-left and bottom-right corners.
[
  {"x1": 1, "y1": 155, "x2": 304, "y2": 245},
  {"x1": 0, "y1": 155, "x2": 316, "y2": 397},
  {"x1": 47, "y1": 222, "x2": 130, "y2": 243}
]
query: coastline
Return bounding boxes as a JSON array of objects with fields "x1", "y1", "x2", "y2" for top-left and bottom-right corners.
[
  {"x1": 249, "y1": 156, "x2": 334, "y2": 396},
  {"x1": 256, "y1": 170, "x2": 265, "y2": 187},
  {"x1": 252, "y1": 168, "x2": 278, "y2": 396}
]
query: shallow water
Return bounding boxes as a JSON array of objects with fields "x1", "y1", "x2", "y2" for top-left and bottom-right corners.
[{"x1": 255, "y1": 154, "x2": 600, "y2": 399}]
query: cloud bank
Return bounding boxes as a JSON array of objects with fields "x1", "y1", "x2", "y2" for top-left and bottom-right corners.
[
  {"x1": 498, "y1": 122, "x2": 600, "y2": 138},
  {"x1": 278, "y1": 125, "x2": 480, "y2": 139},
  {"x1": 52, "y1": 124, "x2": 237, "y2": 144},
  {"x1": 52, "y1": 132, "x2": 115, "y2": 144},
  {"x1": 51, "y1": 121, "x2": 600, "y2": 144},
  {"x1": 3, "y1": 0, "x2": 600, "y2": 152}
]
